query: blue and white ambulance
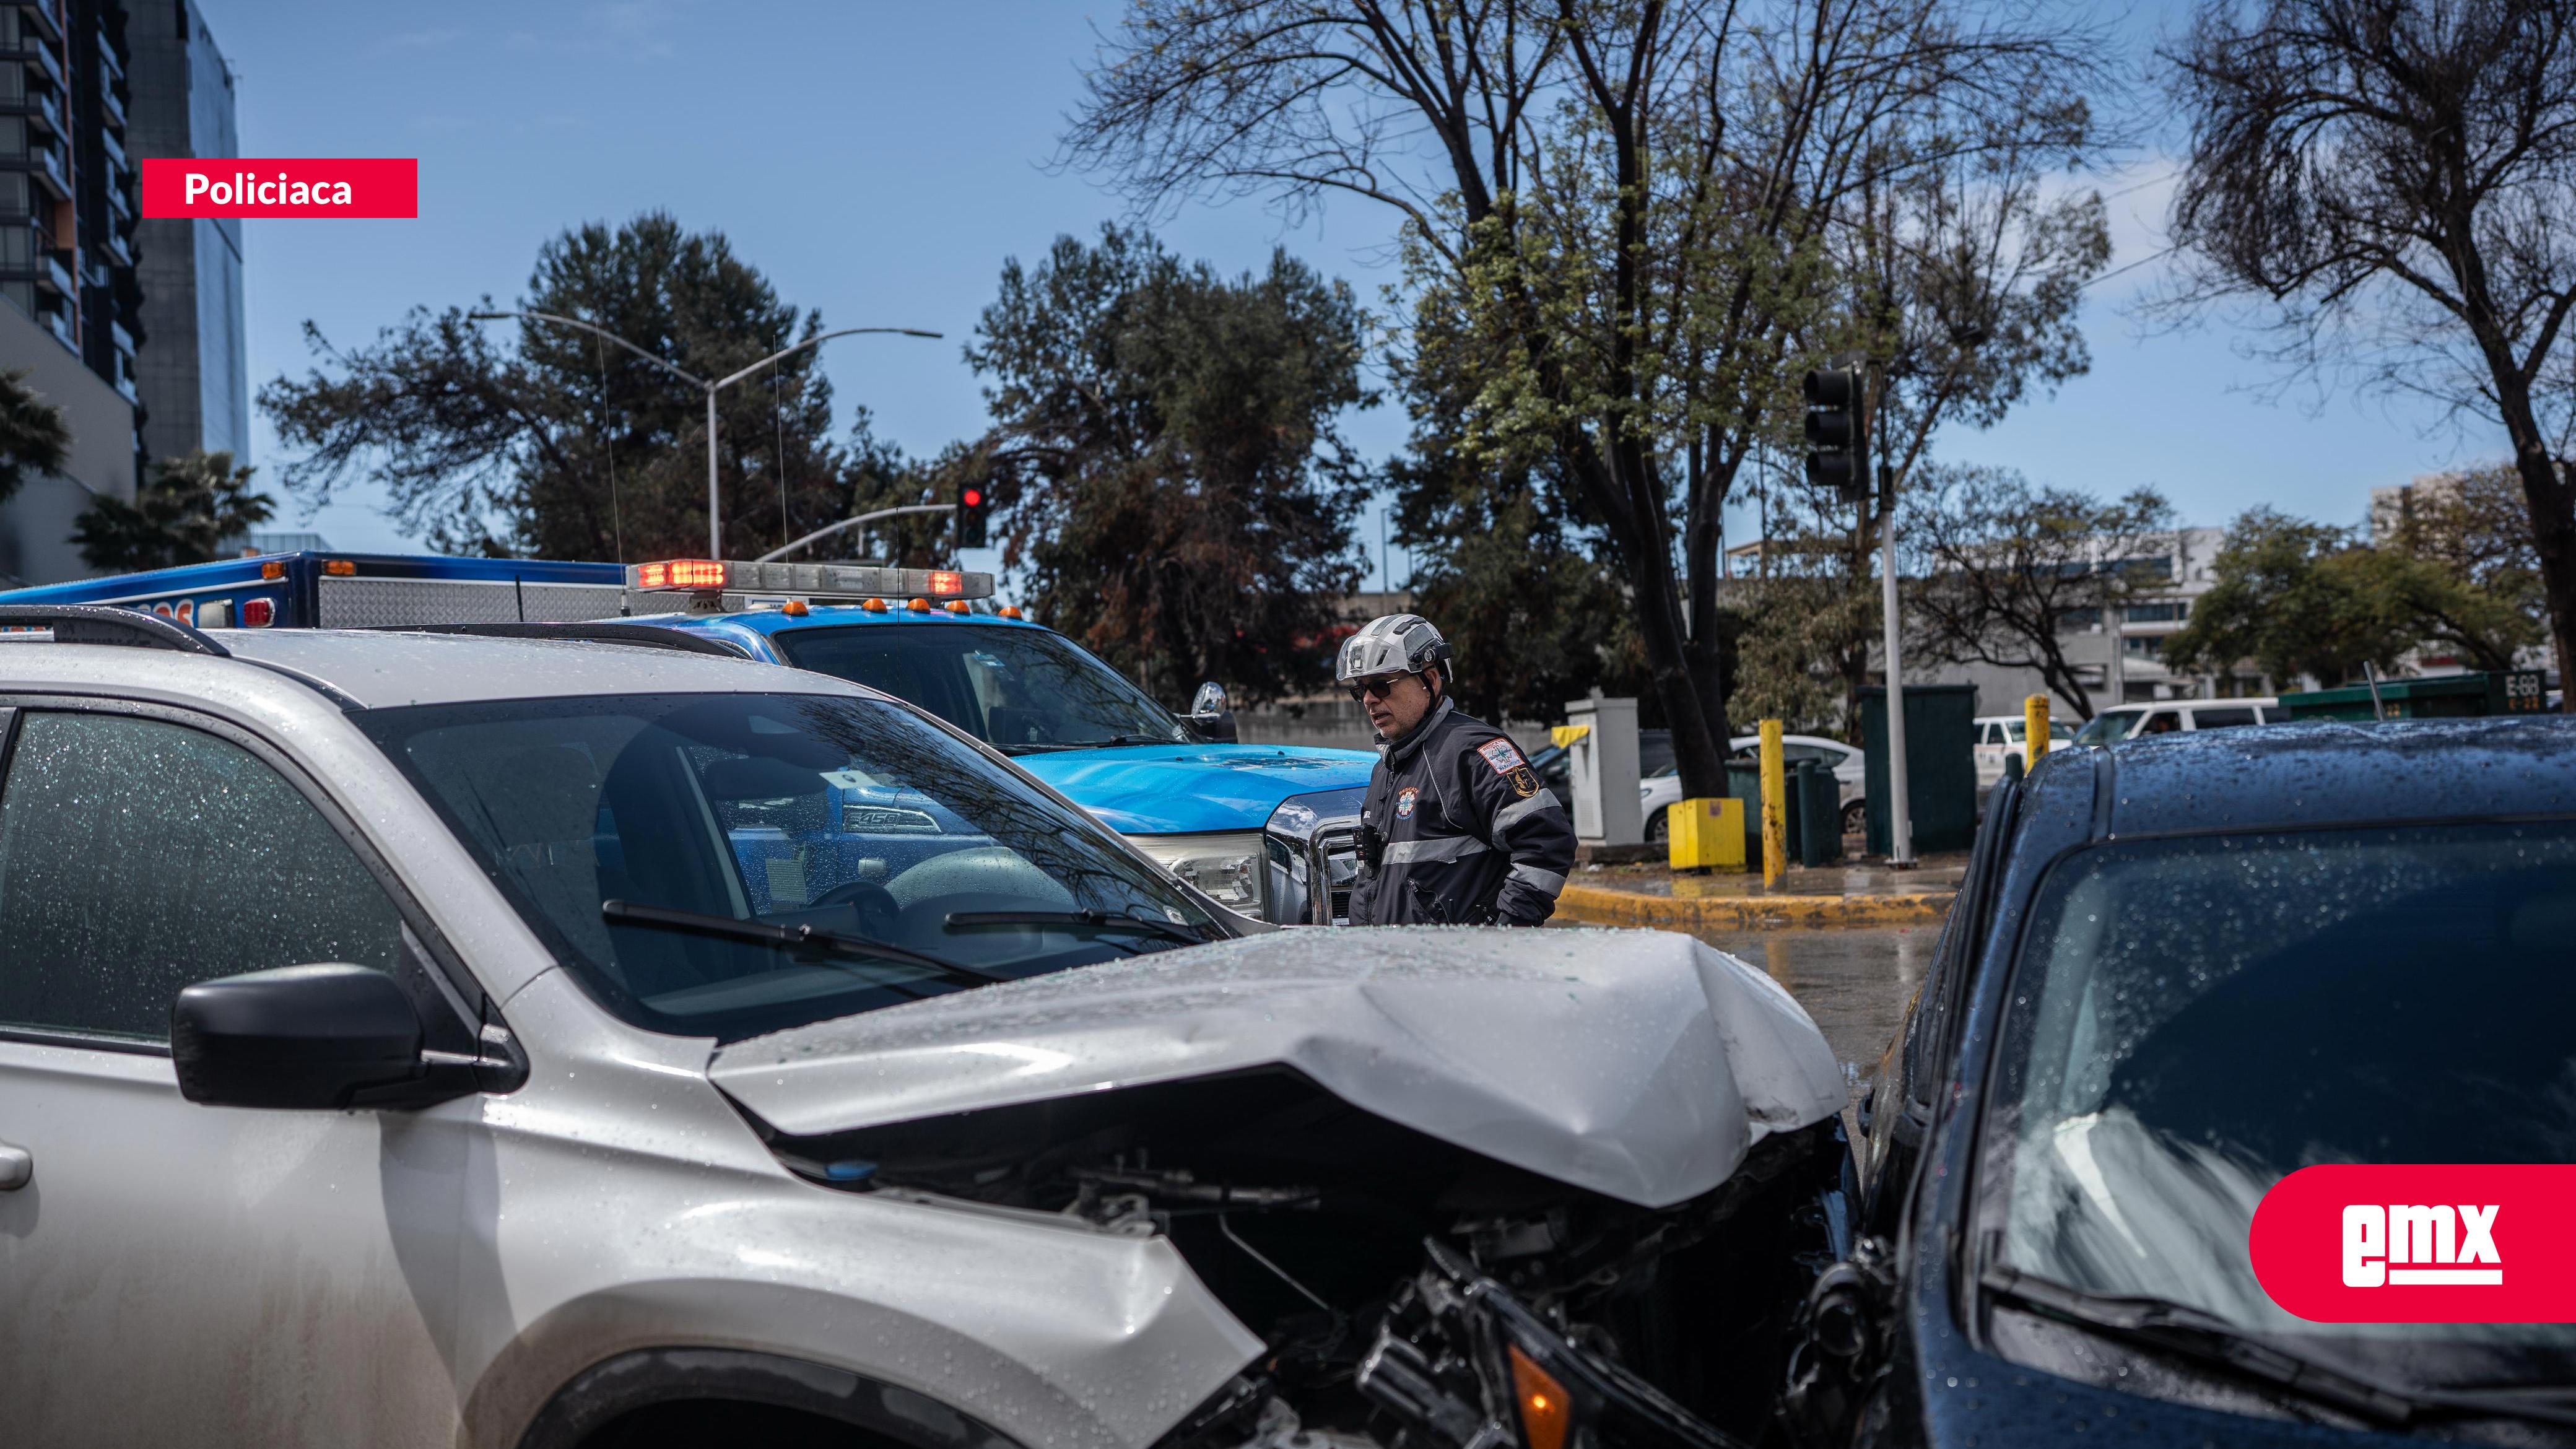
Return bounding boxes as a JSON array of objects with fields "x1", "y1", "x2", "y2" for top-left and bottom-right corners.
[{"x1": 0, "y1": 551, "x2": 1372, "y2": 923}]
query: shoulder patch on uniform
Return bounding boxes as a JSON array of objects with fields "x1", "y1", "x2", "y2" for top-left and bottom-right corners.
[
  {"x1": 1508, "y1": 765, "x2": 1539, "y2": 798},
  {"x1": 1476, "y1": 738, "x2": 1526, "y2": 774}
]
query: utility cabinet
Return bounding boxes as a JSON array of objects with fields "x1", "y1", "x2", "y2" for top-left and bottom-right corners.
[{"x1": 1860, "y1": 683, "x2": 1978, "y2": 856}]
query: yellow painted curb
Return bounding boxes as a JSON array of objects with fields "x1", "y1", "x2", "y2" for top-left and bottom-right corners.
[{"x1": 1556, "y1": 882, "x2": 1954, "y2": 930}]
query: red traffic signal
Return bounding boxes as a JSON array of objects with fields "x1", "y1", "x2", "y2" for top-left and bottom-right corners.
[{"x1": 956, "y1": 484, "x2": 991, "y2": 549}]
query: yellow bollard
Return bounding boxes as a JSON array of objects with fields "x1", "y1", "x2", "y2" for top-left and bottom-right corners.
[
  {"x1": 1759, "y1": 718, "x2": 1786, "y2": 889},
  {"x1": 2024, "y1": 694, "x2": 2052, "y2": 770}
]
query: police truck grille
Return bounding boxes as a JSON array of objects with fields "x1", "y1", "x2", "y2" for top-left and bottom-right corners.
[{"x1": 1318, "y1": 827, "x2": 1360, "y2": 926}]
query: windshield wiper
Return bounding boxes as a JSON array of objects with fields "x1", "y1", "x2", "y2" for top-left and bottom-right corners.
[
  {"x1": 944, "y1": 908, "x2": 1211, "y2": 949},
  {"x1": 1982, "y1": 1266, "x2": 2576, "y2": 1432},
  {"x1": 602, "y1": 899, "x2": 1006, "y2": 985}
]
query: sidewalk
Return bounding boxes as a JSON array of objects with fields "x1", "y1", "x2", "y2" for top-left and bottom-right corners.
[{"x1": 1555, "y1": 853, "x2": 1966, "y2": 930}]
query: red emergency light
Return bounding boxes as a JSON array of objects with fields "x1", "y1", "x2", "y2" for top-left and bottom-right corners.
[
  {"x1": 635, "y1": 559, "x2": 728, "y2": 591},
  {"x1": 928, "y1": 570, "x2": 964, "y2": 597}
]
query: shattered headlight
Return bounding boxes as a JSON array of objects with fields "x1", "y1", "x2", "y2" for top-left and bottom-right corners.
[{"x1": 1127, "y1": 830, "x2": 1266, "y2": 918}]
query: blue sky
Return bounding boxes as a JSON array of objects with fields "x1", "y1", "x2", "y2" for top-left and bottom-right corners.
[{"x1": 215, "y1": 1, "x2": 2495, "y2": 586}]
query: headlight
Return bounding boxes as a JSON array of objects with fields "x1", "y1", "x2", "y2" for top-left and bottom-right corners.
[{"x1": 1127, "y1": 830, "x2": 1266, "y2": 917}]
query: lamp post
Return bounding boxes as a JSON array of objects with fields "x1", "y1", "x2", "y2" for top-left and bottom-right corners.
[{"x1": 467, "y1": 310, "x2": 939, "y2": 558}]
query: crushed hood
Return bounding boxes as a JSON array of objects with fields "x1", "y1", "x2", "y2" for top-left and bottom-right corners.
[
  {"x1": 1012, "y1": 744, "x2": 1374, "y2": 833},
  {"x1": 710, "y1": 927, "x2": 1845, "y2": 1209}
]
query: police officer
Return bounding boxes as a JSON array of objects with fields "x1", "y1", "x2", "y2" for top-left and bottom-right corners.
[{"x1": 1339, "y1": 614, "x2": 1577, "y2": 926}]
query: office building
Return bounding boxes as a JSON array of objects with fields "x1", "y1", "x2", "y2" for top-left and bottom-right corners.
[
  {"x1": 0, "y1": 0, "x2": 240, "y2": 585},
  {"x1": 127, "y1": 0, "x2": 242, "y2": 463}
]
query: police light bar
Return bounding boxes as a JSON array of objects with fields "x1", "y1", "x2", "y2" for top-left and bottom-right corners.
[{"x1": 625, "y1": 559, "x2": 993, "y2": 601}]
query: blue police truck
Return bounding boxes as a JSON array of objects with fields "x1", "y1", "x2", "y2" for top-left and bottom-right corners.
[{"x1": 0, "y1": 551, "x2": 1371, "y2": 923}]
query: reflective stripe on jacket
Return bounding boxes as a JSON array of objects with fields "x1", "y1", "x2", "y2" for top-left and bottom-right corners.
[{"x1": 1347, "y1": 699, "x2": 1577, "y2": 926}]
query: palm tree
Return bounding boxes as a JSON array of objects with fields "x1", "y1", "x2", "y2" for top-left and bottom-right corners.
[{"x1": 0, "y1": 366, "x2": 71, "y2": 504}]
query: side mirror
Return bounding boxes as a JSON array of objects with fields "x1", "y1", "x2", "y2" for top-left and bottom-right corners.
[
  {"x1": 172, "y1": 964, "x2": 432, "y2": 1110},
  {"x1": 1188, "y1": 681, "x2": 1238, "y2": 743}
]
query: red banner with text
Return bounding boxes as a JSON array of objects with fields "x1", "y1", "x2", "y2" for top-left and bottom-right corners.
[
  {"x1": 2250, "y1": 1164, "x2": 2576, "y2": 1323},
  {"x1": 141, "y1": 159, "x2": 417, "y2": 219}
]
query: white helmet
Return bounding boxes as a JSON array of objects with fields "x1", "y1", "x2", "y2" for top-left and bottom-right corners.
[{"x1": 1337, "y1": 613, "x2": 1453, "y2": 684}]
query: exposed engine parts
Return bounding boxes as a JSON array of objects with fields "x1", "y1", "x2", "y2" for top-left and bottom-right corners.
[{"x1": 760, "y1": 1068, "x2": 1849, "y2": 1449}]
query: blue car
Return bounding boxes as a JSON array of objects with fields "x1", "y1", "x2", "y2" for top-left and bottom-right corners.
[
  {"x1": 0, "y1": 552, "x2": 1375, "y2": 924},
  {"x1": 1788, "y1": 715, "x2": 2576, "y2": 1447}
]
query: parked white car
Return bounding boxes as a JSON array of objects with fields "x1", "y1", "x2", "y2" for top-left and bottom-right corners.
[
  {"x1": 2070, "y1": 697, "x2": 2284, "y2": 748},
  {"x1": 1639, "y1": 733, "x2": 1866, "y2": 843},
  {"x1": 0, "y1": 607, "x2": 1847, "y2": 1449},
  {"x1": 1970, "y1": 712, "x2": 2077, "y2": 788}
]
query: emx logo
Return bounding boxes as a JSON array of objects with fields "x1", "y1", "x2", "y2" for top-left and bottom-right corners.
[
  {"x1": 2343, "y1": 1203, "x2": 2501, "y2": 1286},
  {"x1": 2251, "y1": 1165, "x2": 2576, "y2": 1322}
]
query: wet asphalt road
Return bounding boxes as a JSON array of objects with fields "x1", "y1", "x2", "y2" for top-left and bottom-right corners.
[{"x1": 1687, "y1": 926, "x2": 1934, "y2": 1082}]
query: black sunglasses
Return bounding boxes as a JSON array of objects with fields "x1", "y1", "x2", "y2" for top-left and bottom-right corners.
[{"x1": 1346, "y1": 674, "x2": 1414, "y2": 702}]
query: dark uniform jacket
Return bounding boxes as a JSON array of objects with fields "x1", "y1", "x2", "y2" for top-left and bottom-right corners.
[{"x1": 1348, "y1": 699, "x2": 1578, "y2": 926}]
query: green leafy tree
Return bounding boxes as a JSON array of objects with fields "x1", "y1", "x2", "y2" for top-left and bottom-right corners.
[
  {"x1": 72, "y1": 451, "x2": 276, "y2": 573},
  {"x1": 2165, "y1": 510, "x2": 2420, "y2": 689},
  {"x1": 2374, "y1": 466, "x2": 2550, "y2": 671},
  {"x1": 1386, "y1": 443, "x2": 1646, "y2": 724},
  {"x1": 0, "y1": 366, "x2": 71, "y2": 505},
  {"x1": 1726, "y1": 569, "x2": 1876, "y2": 735},
  {"x1": 962, "y1": 225, "x2": 1370, "y2": 703},
  {"x1": 259, "y1": 212, "x2": 882, "y2": 561}
]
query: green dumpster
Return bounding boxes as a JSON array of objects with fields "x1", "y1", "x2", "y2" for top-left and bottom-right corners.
[
  {"x1": 1860, "y1": 683, "x2": 1978, "y2": 856},
  {"x1": 1723, "y1": 758, "x2": 1845, "y2": 869}
]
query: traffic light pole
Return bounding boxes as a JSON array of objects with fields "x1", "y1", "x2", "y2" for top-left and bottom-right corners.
[
  {"x1": 1878, "y1": 456, "x2": 1915, "y2": 868},
  {"x1": 1868, "y1": 359, "x2": 1915, "y2": 868}
]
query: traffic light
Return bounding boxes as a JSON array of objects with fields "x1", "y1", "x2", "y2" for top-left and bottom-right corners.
[
  {"x1": 1802, "y1": 366, "x2": 1868, "y2": 506},
  {"x1": 955, "y1": 483, "x2": 991, "y2": 549}
]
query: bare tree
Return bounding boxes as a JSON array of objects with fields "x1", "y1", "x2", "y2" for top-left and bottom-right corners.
[
  {"x1": 1906, "y1": 466, "x2": 2175, "y2": 718},
  {"x1": 1064, "y1": 0, "x2": 2110, "y2": 796},
  {"x1": 2161, "y1": 0, "x2": 2576, "y2": 704}
]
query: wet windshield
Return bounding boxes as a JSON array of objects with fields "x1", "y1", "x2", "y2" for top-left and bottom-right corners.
[
  {"x1": 774, "y1": 622, "x2": 1190, "y2": 754},
  {"x1": 1986, "y1": 823, "x2": 2576, "y2": 1383},
  {"x1": 359, "y1": 692, "x2": 1225, "y2": 1042},
  {"x1": 2070, "y1": 709, "x2": 2144, "y2": 747}
]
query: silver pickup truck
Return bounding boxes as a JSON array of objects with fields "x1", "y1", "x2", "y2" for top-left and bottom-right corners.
[{"x1": 0, "y1": 608, "x2": 1847, "y2": 1449}]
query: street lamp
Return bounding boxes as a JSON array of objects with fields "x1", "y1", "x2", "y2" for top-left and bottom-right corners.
[{"x1": 467, "y1": 310, "x2": 939, "y2": 558}]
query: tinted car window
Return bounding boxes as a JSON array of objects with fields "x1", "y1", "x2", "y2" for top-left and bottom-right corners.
[
  {"x1": 0, "y1": 712, "x2": 406, "y2": 1042},
  {"x1": 1988, "y1": 823, "x2": 2576, "y2": 1375},
  {"x1": 2071, "y1": 710, "x2": 2143, "y2": 747},
  {"x1": 774, "y1": 624, "x2": 1188, "y2": 754},
  {"x1": 2193, "y1": 707, "x2": 2258, "y2": 729},
  {"x1": 360, "y1": 692, "x2": 1225, "y2": 1043},
  {"x1": 1637, "y1": 730, "x2": 1674, "y2": 779}
]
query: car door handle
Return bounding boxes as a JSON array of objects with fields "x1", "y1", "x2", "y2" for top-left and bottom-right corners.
[{"x1": 0, "y1": 1140, "x2": 29, "y2": 1191}]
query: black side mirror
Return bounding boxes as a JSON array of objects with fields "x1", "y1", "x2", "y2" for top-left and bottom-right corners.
[{"x1": 172, "y1": 964, "x2": 438, "y2": 1110}]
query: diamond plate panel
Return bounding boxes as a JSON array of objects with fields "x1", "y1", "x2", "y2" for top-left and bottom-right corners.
[
  {"x1": 517, "y1": 584, "x2": 629, "y2": 622},
  {"x1": 316, "y1": 577, "x2": 626, "y2": 628}
]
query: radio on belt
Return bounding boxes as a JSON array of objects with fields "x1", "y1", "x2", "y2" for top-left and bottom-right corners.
[{"x1": 625, "y1": 559, "x2": 994, "y2": 613}]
